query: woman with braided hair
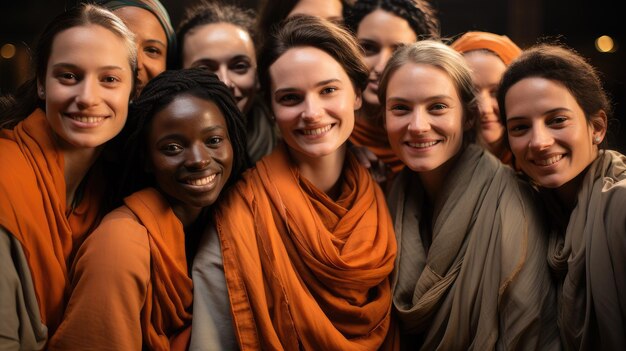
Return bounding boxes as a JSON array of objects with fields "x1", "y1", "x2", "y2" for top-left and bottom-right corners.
[
  {"x1": 48, "y1": 68, "x2": 249, "y2": 350},
  {"x1": 343, "y1": 0, "x2": 440, "y2": 187}
]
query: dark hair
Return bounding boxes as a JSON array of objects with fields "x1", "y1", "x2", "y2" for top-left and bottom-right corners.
[
  {"x1": 257, "y1": 15, "x2": 369, "y2": 105},
  {"x1": 497, "y1": 43, "x2": 613, "y2": 130},
  {"x1": 0, "y1": 3, "x2": 137, "y2": 129},
  {"x1": 343, "y1": 0, "x2": 440, "y2": 40},
  {"x1": 379, "y1": 40, "x2": 479, "y2": 144},
  {"x1": 256, "y1": 0, "x2": 353, "y2": 47},
  {"x1": 112, "y1": 68, "x2": 250, "y2": 205},
  {"x1": 177, "y1": 0, "x2": 257, "y2": 66}
]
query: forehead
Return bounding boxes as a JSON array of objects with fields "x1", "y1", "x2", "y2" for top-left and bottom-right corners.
[
  {"x1": 289, "y1": 0, "x2": 343, "y2": 19},
  {"x1": 269, "y1": 46, "x2": 348, "y2": 86},
  {"x1": 151, "y1": 94, "x2": 227, "y2": 132},
  {"x1": 388, "y1": 63, "x2": 459, "y2": 98},
  {"x1": 113, "y1": 6, "x2": 166, "y2": 43},
  {"x1": 357, "y1": 9, "x2": 417, "y2": 43},
  {"x1": 184, "y1": 23, "x2": 255, "y2": 59},
  {"x1": 505, "y1": 77, "x2": 581, "y2": 116},
  {"x1": 48, "y1": 25, "x2": 131, "y2": 68}
]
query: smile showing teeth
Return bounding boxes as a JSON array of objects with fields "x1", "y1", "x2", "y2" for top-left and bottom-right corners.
[
  {"x1": 535, "y1": 154, "x2": 564, "y2": 166},
  {"x1": 407, "y1": 141, "x2": 438, "y2": 148},
  {"x1": 302, "y1": 125, "x2": 332, "y2": 136},
  {"x1": 67, "y1": 115, "x2": 106, "y2": 123},
  {"x1": 186, "y1": 174, "x2": 216, "y2": 186}
]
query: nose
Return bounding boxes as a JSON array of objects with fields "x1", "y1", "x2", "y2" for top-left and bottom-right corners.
[
  {"x1": 216, "y1": 66, "x2": 235, "y2": 92},
  {"x1": 75, "y1": 77, "x2": 100, "y2": 108},
  {"x1": 477, "y1": 92, "x2": 494, "y2": 118},
  {"x1": 301, "y1": 95, "x2": 323, "y2": 121},
  {"x1": 373, "y1": 48, "x2": 393, "y2": 74},
  {"x1": 185, "y1": 143, "x2": 212, "y2": 170},
  {"x1": 528, "y1": 124, "x2": 553, "y2": 151},
  {"x1": 407, "y1": 109, "x2": 430, "y2": 134}
]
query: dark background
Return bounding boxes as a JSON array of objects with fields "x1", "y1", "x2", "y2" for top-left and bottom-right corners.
[{"x1": 1, "y1": 0, "x2": 623, "y2": 152}]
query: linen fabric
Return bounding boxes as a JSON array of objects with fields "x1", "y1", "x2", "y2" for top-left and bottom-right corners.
[
  {"x1": 213, "y1": 144, "x2": 397, "y2": 350},
  {"x1": 388, "y1": 144, "x2": 560, "y2": 350},
  {"x1": 48, "y1": 188, "x2": 193, "y2": 351},
  {"x1": 545, "y1": 150, "x2": 626, "y2": 350},
  {"x1": 0, "y1": 109, "x2": 104, "y2": 339}
]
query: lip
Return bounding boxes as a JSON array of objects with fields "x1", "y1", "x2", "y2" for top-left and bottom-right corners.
[
  {"x1": 298, "y1": 123, "x2": 334, "y2": 139},
  {"x1": 179, "y1": 173, "x2": 219, "y2": 192},
  {"x1": 530, "y1": 153, "x2": 565, "y2": 168},
  {"x1": 367, "y1": 80, "x2": 379, "y2": 92},
  {"x1": 403, "y1": 139, "x2": 441, "y2": 152},
  {"x1": 64, "y1": 113, "x2": 109, "y2": 128}
]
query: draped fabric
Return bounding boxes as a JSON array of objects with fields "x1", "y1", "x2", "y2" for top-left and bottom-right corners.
[
  {"x1": 215, "y1": 144, "x2": 397, "y2": 350},
  {"x1": 545, "y1": 150, "x2": 626, "y2": 350},
  {"x1": 350, "y1": 113, "x2": 405, "y2": 181},
  {"x1": 0, "y1": 109, "x2": 104, "y2": 337},
  {"x1": 48, "y1": 188, "x2": 193, "y2": 350},
  {"x1": 388, "y1": 144, "x2": 560, "y2": 350}
]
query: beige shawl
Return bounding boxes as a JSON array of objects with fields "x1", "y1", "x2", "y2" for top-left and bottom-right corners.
[
  {"x1": 388, "y1": 144, "x2": 560, "y2": 350},
  {"x1": 546, "y1": 150, "x2": 626, "y2": 350}
]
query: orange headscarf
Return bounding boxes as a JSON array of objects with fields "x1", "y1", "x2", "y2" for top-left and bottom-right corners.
[
  {"x1": 451, "y1": 31, "x2": 522, "y2": 65},
  {"x1": 0, "y1": 109, "x2": 103, "y2": 335},
  {"x1": 216, "y1": 144, "x2": 398, "y2": 350}
]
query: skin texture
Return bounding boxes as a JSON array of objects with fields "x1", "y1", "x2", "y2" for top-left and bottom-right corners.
[
  {"x1": 40, "y1": 24, "x2": 133, "y2": 151},
  {"x1": 288, "y1": 0, "x2": 343, "y2": 21},
  {"x1": 504, "y1": 77, "x2": 606, "y2": 202},
  {"x1": 182, "y1": 23, "x2": 257, "y2": 114},
  {"x1": 357, "y1": 9, "x2": 417, "y2": 107},
  {"x1": 385, "y1": 63, "x2": 465, "y2": 197},
  {"x1": 463, "y1": 50, "x2": 507, "y2": 147},
  {"x1": 269, "y1": 46, "x2": 361, "y2": 195},
  {"x1": 114, "y1": 6, "x2": 167, "y2": 95},
  {"x1": 148, "y1": 94, "x2": 233, "y2": 227}
]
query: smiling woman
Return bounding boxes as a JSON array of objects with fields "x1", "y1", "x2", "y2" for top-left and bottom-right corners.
[{"x1": 47, "y1": 68, "x2": 249, "y2": 350}]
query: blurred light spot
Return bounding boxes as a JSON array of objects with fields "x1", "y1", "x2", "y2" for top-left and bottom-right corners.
[
  {"x1": 595, "y1": 35, "x2": 615, "y2": 53},
  {"x1": 1, "y1": 43, "x2": 16, "y2": 59}
]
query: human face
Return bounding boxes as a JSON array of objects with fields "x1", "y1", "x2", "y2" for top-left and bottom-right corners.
[
  {"x1": 148, "y1": 94, "x2": 233, "y2": 220},
  {"x1": 41, "y1": 25, "x2": 133, "y2": 151},
  {"x1": 505, "y1": 77, "x2": 603, "y2": 190},
  {"x1": 288, "y1": 0, "x2": 343, "y2": 22},
  {"x1": 357, "y1": 9, "x2": 417, "y2": 106},
  {"x1": 182, "y1": 23, "x2": 257, "y2": 113},
  {"x1": 269, "y1": 47, "x2": 361, "y2": 162},
  {"x1": 463, "y1": 50, "x2": 506, "y2": 146},
  {"x1": 385, "y1": 63, "x2": 465, "y2": 175},
  {"x1": 114, "y1": 6, "x2": 167, "y2": 94}
]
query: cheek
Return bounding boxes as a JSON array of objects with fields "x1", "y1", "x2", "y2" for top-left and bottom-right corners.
[
  {"x1": 233, "y1": 73, "x2": 257, "y2": 93},
  {"x1": 363, "y1": 55, "x2": 378, "y2": 71}
]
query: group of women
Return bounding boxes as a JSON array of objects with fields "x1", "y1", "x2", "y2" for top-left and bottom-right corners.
[{"x1": 0, "y1": 0, "x2": 623, "y2": 350}]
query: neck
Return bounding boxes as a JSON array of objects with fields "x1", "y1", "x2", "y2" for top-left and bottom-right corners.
[
  {"x1": 62, "y1": 146, "x2": 102, "y2": 208},
  {"x1": 289, "y1": 144, "x2": 347, "y2": 199},
  {"x1": 171, "y1": 202, "x2": 203, "y2": 229},
  {"x1": 418, "y1": 152, "x2": 461, "y2": 208}
]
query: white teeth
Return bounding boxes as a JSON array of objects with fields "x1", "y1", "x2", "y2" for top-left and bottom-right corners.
[
  {"x1": 302, "y1": 125, "x2": 332, "y2": 136},
  {"x1": 69, "y1": 116, "x2": 105, "y2": 123},
  {"x1": 187, "y1": 174, "x2": 216, "y2": 186},
  {"x1": 407, "y1": 141, "x2": 438, "y2": 148},
  {"x1": 536, "y1": 154, "x2": 564, "y2": 166}
]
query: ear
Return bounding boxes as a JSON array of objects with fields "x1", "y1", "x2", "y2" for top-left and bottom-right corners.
[
  {"x1": 590, "y1": 110, "x2": 608, "y2": 144},
  {"x1": 36, "y1": 79, "x2": 45, "y2": 100},
  {"x1": 354, "y1": 90, "x2": 362, "y2": 111}
]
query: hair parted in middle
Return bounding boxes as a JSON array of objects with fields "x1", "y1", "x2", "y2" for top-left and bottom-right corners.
[
  {"x1": 257, "y1": 14, "x2": 369, "y2": 104},
  {"x1": 378, "y1": 39, "x2": 479, "y2": 144}
]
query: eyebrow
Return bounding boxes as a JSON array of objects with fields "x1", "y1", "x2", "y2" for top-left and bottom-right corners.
[
  {"x1": 387, "y1": 95, "x2": 453, "y2": 103},
  {"x1": 156, "y1": 125, "x2": 228, "y2": 141},
  {"x1": 274, "y1": 79, "x2": 341, "y2": 94},
  {"x1": 51, "y1": 63, "x2": 124, "y2": 71},
  {"x1": 506, "y1": 107, "x2": 573, "y2": 121},
  {"x1": 144, "y1": 39, "x2": 166, "y2": 47}
]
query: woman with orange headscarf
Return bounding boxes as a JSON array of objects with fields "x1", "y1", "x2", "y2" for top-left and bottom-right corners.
[
  {"x1": 190, "y1": 15, "x2": 397, "y2": 350},
  {"x1": 451, "y1": 31, "x2": 522, "y2": 166}
]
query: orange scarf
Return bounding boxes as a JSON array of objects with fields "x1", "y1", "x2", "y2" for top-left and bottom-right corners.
[
  {"x1": 350, "y1": 114, "x2": 405, "y2": 180},
  {"x1": 0, "y1": 109, "x2": 103, "y2": 334},
  {"x1": 451, "y1": 31, "x2": 522, "y2": 65},
  {"x1": 124, "y1": 188, "x2": 193, "y2": 350},
  {"x1": 216, "y1": 144, "x2": 397, "y2": 350}
]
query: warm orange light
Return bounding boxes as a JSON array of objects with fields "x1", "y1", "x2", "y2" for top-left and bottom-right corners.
[
  {"x1": 1, "y1": 43, "x2": 16, "y2": 59},
  {"x1": 595, "y1": 35, "x2": 615, "y2": 53}
]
